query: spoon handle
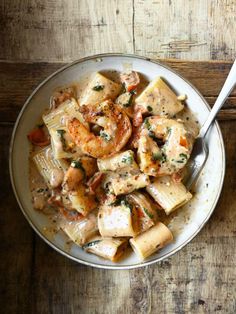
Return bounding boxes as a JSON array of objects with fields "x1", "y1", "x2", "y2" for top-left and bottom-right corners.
[{"x1": 199, "y1": 59, "x2": 236, "y2": 138}]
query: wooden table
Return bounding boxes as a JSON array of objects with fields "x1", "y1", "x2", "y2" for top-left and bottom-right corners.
[{"x1": 1, "y1": 1, "x2": 236, "y2": 314}]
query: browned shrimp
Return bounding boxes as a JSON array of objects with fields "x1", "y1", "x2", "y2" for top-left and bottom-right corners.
[{"x1": 68, "y1": 100, "x2": 132, "y2": 158}]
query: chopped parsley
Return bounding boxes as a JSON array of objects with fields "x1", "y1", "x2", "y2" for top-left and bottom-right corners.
[
  {"x1": 57, "y1": 129, "x2": 67, "y2": 151},
  {"x1": 167, "y1": 127, "x2": 171, "y2": 135},
  {"x1": 143, "y1": 208, "x2": 154, "y2": 219},
  {"x1": 112, "y1": 197, "x2": 133, "y2": 212},
  {"x1": 120, "y1": 83, "x2": 126, "y2": 94},
  {"x1": 152, "y1": 152, "x2": 163, "y2": 161},
  {"x1": 122, "y1": 155, "x2": 133, "y2": 164},
  {"x1": 100, "y1": 131, "x2": 111, "y2": 142},
  {"x1": 123, "y1": 93, "x2": 133, "y2": 107},
  {"x1": 147, "y1": 105, "x2": 153, "y2": 112},
  {"x1": 71, "y1": 160, "x2": 86, "y2": 179},
  {"x1": 83, "y1": 240, "x2": 102, "y2": 249},
  {"x1": 92, "y1": 85, "x2": 104, "y2": 91},
  {"x1": 152, "y1": 152, "x2": 166, "y2": 163},
  {"x1": 179, "y1": 153, "x2": 188, "y2": 159},
  {"x1": 148, "y1": 130, "x2": 156, "y2": 139},
  {"x1": 175, "y1": 153, "x2": 188, "y2": 164},
  {"x1": 144, "y1": 118, "x2": 151, "y2": 130}
]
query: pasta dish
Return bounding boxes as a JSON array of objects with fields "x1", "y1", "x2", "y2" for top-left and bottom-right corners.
[{"x1": 28, "y1": 70, "x2": 199, "y2": 262}]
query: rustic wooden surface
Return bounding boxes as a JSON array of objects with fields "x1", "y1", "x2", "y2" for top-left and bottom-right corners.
[
  {"x1": 1, "y1": 0, "x2": 236, "y2": 62},
  {"x1": 1, "y1": 1, "x2": 236, "y2": 313}
]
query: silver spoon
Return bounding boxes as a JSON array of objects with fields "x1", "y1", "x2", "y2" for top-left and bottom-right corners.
[{"x1": 185, "y1": 59, "x2": 236, "y2": 190}]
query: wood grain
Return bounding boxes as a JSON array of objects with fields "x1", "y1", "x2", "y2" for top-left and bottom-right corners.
[
  {"x1": 1, "y1": 0, "x2": 236, "y2": 62},
  {"x1": 133, "y1": 0, "x2": 236, "y2": 61},
  {"x1": 0, "y1": 0, "x2": 133, "y2": 62},
  {"x1": 0, "y1": 60, "x2": 235, "y2": 122},
  {"x1": 1, "y1": 121, "x2": 235, "y2": 314}
]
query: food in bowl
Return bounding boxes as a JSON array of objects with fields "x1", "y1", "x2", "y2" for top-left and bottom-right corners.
[{"x1": 28, "y1": 70, "x2": 199, "y2": 262}]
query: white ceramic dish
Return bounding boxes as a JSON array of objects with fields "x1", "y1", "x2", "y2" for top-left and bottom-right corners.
[{"x1": 9, "y1": 53, "x2": 225, "y2": 269}]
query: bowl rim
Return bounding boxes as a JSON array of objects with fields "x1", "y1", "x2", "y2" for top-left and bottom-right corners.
[{"x1": 9, "y1": 53, "x2": 226, "y2": 269}]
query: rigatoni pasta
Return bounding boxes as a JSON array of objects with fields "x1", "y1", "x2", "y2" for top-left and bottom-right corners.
[
  {"x1": 83, "y1": 236, "x2": 128, "y2": 261},
  {"x1": 28, "y1": 69, "x2": 198, "y2": 263},
  {"x1": 129, "y1": 222, "x2": 173, "y2": 260},
  {"x1": 146, "y1": 176, "x2": 192, "y2": 215}
]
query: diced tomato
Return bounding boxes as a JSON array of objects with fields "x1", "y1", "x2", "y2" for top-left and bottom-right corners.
[
  {"x1": 120, "y1": 71, "x2": 140, "y2": 92},
  {"x1": 27, "y1": 127, "x2": 50, "y2": 146},
  {"x1": 137, "y1": 208, "x2": 145, "y2": 218},
  {"x1": 179, "y1": 136, "x2": 188, "y2": 148}
]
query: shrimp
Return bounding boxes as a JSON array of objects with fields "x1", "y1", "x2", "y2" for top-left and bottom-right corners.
[
  {"x1": 137, "y1": 117, "x2": 193, "y2": 176},
  {"x1": 68, "y1": 100, "x2": 132, "y2": 158},
  {"x1": 62, "y1": 157, "x2": 97, "y2": 192}
]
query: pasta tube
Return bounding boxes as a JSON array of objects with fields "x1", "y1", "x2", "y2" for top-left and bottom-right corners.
[
  {"x1": 60, "y1": 211, "x2": 98, "y2": 246},
  {"x1": 135, "y1": 77, "x2": 184, "y2": 117},
  {"x1": 98, "y1": 199, "x2": 139, "y2": 237},
  {"x1": 129, "y1": 222, "x2": 173, "y2": 260},
  {"x1": 79, "y1": 72, "x2": 121, "y2": 106},
  {"x1": 107, "y1": 168, "x2": 150, "y2": 196},
  {"x1": 83, "y1": 236, "x2": 128, "y2": 261},
  {"x1": 33, "y1": 146, "x2": 69, "y2": 188},
  {"x1": 43, "y1": 98, "x2": 86, "y2": 131},
  {"x1": 146, "y1": 176, "x2": 192, "y2": 215},
  {"x1": 97, "y1": 150, "x2": 138, "y2": 171},
  {"x1": 127, "y1": 192, "x2": 157, "y2": 233}
]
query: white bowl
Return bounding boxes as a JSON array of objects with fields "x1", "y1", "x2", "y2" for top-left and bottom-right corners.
[{"x1": 9, "y1": 54, "x2": 225, "y2": 269}]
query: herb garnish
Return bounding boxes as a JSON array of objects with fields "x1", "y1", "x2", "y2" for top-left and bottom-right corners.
[
  {"x1": 148, "y1": 130, "x2": 156, "y2": 139},
  {"x1": 175, "y1": 153, "x2": 188, "y2": 164},
  {"x1": 152, "y1": 152, "x2": 166, "y2": 163},
  {"x1": 100, "y1": 131, "x2": 111, "y2": 142},
  {"x1": 112, "y1": 197, "x2": 133, "y2": 212},
  {"x1": 71, "y1": 160, "x2": 86, "y2": 179},
  {"x1": 179, "y1": 153, "x2": 187, "y2": 159},
  {"x1": 57, "y1": 129, "x2": 67, "y2": 151},
  {"x1": 83, "y1": 240, "x2": 102, "y2": 249},
  {"x1": 123, "y1": 93, "x2": 133, "y2": 107},
  {"x1": 122, "y1": 155, "x2": 133, "y2": 164},
  {"x1": 92, "y1": 85, "x2": 104, "y2": 91},
  {"x1": 144, "y1": 118, "x2": 151, "y2": 130},
  {"x1": 147, "y1": 105, "x2": 153, "y2": 112},
  {"x1": 143, "y1": 207, "x2": 154, "y2": 219}
]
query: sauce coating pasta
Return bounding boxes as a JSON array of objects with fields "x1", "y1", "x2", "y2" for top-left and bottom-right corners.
[{"x1": 29, "y1": 70, "x2": 199, "y2": 262}]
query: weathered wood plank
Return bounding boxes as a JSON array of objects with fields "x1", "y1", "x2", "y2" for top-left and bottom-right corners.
[
  {"x1": 1, "y1": 121, "x2": 235, "y2": 314},
  {"x1": 133, "y1": 0, "x2": 236, "y2": 61},
  {"x1": 1, "y1": 0, "x2": 236, "y2": 62},
  {"x1": 0, "y1": 124, "x2": 34, "y2": 314},
  {"x1": 0, "y1": 0, "x2": 133, "y2": 62},
  {"x1": 0, "y1": 60, "x2": 235, "y2": 122}
]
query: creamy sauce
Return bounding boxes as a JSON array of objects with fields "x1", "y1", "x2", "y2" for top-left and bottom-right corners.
[{"x1": 50, "y1": 168, "x2": 64, "y2": 188}]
